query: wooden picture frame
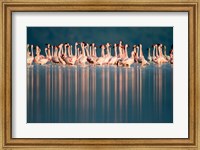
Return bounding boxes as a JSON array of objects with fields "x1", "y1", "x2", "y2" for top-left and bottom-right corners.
[{"x1": 0, "y1": 0, "x2": 199, "y2": 149}]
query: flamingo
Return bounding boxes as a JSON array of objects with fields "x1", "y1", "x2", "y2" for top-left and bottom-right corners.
[
  {"x1": 152, "y1": 44, "x2": 164, "y2": 65},
  {"x1": 58, "y1": 43, "x2": 66, "y2": 65},
  {"x1": 118, "y1": 40, "x2": 123, "y2": 57},
  {"x1": 158, "y1": 44, "x2": 168, "y2": 64},
  {"x1": 44, "y1": 48, "x2": 48, "y2": 58},
  {"x1": 76, "y1": 43, "x2": 83, "y2": 61},
  {"x1": 103, "y1": 43, "x2": 112, "y2": 64},
  {"x1": 89, "y1": 44, "x2": 92, "y2": 56},
  {"x1": 61, "y1": 43, "x2": 70, "y2": 64},
  {"x1": 138, "y1": 44, "x2": 143, "y2": 63},
  {"x1": 147, "y1": 48, "x2": 152, "y2": 62},
  {"x1": 94, "y1": 46, "x2": 97, "y2": 57},
  {"x1": 27, "y1": 44, "x2": 34, "y2": 65},
  {"x1": 67, "y1": 43, "x2": 77, "y2": 65},
  {"x1": 116, "y1": 41, "x2": 123, "y2": 59},
  {"x1": 52, "y1": 46, "x2": 60, "y2": 63},
  {"x1": 138, "y1": 44, "x2": 149, "y2": 67},
  {"x1": 87, "y1": 43, "x2": 97, "y2": 64},
  {"x1": 134, "y1": 45, "x2": 139, "y2": 63},
  {"x1": 96, "y1": 45, "x2": 105, "y2": 65},
  {"x1": 92, "y1": 43, "x2": 98, "y2": 59},
  {"x1": 45, "y1": 47, "x2": 52, "y2": 61},
  {"x1": 121, "y1": 44, "x2": 134, "y2": 67},
  {"x1": 61, "y1": 43, "x2": 75, "y2": 65},
  {"x1": 131, "y1": 45, "x2": 137, "y2": 63},
  {"x1": 121, "y1": 44, "x2": 129, "y2": 61},
  {"x1": 76, "y1": 42, "x2": 86, "y2": 61},
  {"x1": 77, "y1": 47, "x2": 81, "y2": 57},
  {"x1": 117, "y1": 44, "x2": 129, "y2": 66},
  {"x1": 68, "y1": 44, "x2": 72, "y2": 57},
  {"x1": 123, "y1": 44, "x2": 129, "y2": 60},
  {"x1": 152, "y1": 44, "x2": 159, "y2": 64},
  {"x1": 34, "y1": 46, "x2": 48, "y2": 65},
  {"x1": 44, "y1": 44, "x2": 52, "y2": 61},
  {"x1": 130, "y1": 45, "x2": 137, "y2": 63},
  {"x1": 108, "y1": 43, "x2": 118, "y2": 65},
  {"x1": 78, "y1": 42, "x2": 88, "y2": 65}
]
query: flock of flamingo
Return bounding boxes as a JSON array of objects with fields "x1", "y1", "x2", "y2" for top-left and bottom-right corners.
[{"x1": 27, "y1": 41, "x2": 173, "y2": 67}]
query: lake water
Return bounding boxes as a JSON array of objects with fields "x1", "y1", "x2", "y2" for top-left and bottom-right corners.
[{"x1": 27, "y1": 63, "x2": 173, "y2": 123}]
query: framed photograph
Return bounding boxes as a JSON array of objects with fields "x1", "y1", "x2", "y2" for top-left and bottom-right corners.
[{"x1": 0, "y1": 0, "x2": 199, "y2": 149}]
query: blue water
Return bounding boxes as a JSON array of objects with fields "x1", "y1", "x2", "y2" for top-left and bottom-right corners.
[
  {"x1": 27, "y1": 27, "x2": 173, "y2": 59},
  {"x1": 27, "y1": 63, "x2": 173, "y2": 123}
]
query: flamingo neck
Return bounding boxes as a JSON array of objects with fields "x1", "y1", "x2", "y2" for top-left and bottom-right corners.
[
  {"x1": 125, "y1": 47, "x2": 128, "y2": 57},
  {"x1": 89, "y1": 46, "x2": 92, "y2": 56},
  {"x1": 153, "y1": 47, "x2": 155, "y2": 57},
  {"x1": 94, "y1": 47, "x2": 97, "y2": 57},
  {"x1": 114, "y1": 47, "x2": 117, "y2": 57},
  {"x1": 92, "y1": 46, "x2": 95, "y2": 56},
  {"x1": 51, "y1": 46, "x2": 53, "y2": 57},
  {"x1": 164, "y1": 48, "x2": 167, "y2": 56},
  {"x1": 31, "y1": 47, "x2": 33, "y2": 57},
  {"x1": 158, "y1": 47, "x2": 163, "y2": 56},
  {"x1": 148, "y1": 49, "x2": 151, "y2": 57},
  {"x1": 139, "y1": 46, "x2": 143, "y2": 57},
  {"x1": 85, "y1": 47, "x2": 89, "y2": 57},
  {"x1": 70, "y1": 46, "x2": 73, "y2": 56},
  {"x1": 75, "y1": 44, "x2": 77, "y2": 57},
  {"x1": 67, "y1": 46, "x2": 70, "y2": 56}
]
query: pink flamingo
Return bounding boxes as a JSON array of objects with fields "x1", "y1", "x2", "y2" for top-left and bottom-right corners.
[
  {"x1": 118, "y1": 41, "x2": 123, "y2": 58},
  {"x1": 103, "y1": 43, "x2": 112, "y2": 64},
  {"x1": 121, "y1": 44, "x2": 134, "y2": 67},
  {"x1": 52, "y1": 46, "x2": 60, "y2": 63},
  {"x1": 45, "y1": 44, "x2": 52, "y2": 61},
  {"x1": 61, "y1": 43, "x2": 74, "y2": 65},
  {"x1": 117, "y1": 43, "x2": 129, "y2": 66},
  {"x1": 67, "y1": 43, "x2": 77, "y2": 65},
  {"x1": 96, "y1": 45, "x2": 105, "y2": 65},
  {"x1": 122, "y1": 53, "x2": 134, "y2": 67},
  {"x1": 131, "y1": 45, "x2": 137, "y2": 63},
  {"x1": 138, "y1": 44, "x2": 149, "y2": 67},
  {"x1": 76, "y1": 42, "x2": 83, "y2": 62},
  {"x1": 34, "y1": 46, "x2": 48, "y2": 65},
  {"x1": 108, "y1": 43, "x2": 118, "y2": 65},
  {"x1": 58, "y1": 43, "x2": 66, "y2": 65},
  {"x1": 27, "y1": 44, "x2": 34, "y2": 65},
  {"x1": 163, "y1": 45, "x2": 170, "y2": 62},
  {"x1": 158, "y1": 44, "x2": 168, "y2": 63},
  {"x1": 78, "y1": 42, "x2": 88, "y2": 65},
  {"x1": 87, "y1": 43, "x2": 97, "y2": 64},
  {"x1": 152, "y1": 44, "x2": 159, "y2": 64}
]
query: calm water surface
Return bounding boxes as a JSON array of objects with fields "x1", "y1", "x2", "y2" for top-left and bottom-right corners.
[{"x1": 27, "y1": 63, "x2": 173, "y2": 123}]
